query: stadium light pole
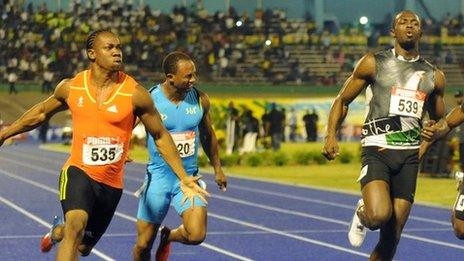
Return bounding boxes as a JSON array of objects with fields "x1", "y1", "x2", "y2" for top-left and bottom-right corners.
[
  {"x1": 257, "y1": 0, "x2": 263, "y2": 9},
  {"x1": 225, "y1": 0, "x2": 230, "y2": 10}
]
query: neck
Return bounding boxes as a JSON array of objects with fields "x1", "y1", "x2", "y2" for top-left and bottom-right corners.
[
  {"x1": 394, "y1": 42, "x2": 419, "y2": 60},
  {"x1": 90, "y1": 64, "x2": 119, "y2": 88},
  {"x1": 161, "y1": 81, "x2": 187, "y2": 102}
]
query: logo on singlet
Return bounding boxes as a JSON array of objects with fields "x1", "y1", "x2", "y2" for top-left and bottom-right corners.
[
  {"x1": 160, "y1": 113, "x2": 167, "y2": 121},
  {"x1": 107, "y1": 105, "x2": 118, "y2": 113},
  {"x1": 77, "y1": 96, "x2": 84, "y2": 107},
  {"x1": 186, "y1": 107, "x2": 197, "y2": 115}
]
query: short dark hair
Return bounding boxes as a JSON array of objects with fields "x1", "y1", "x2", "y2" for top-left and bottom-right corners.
[
  {"x1": 392, "y1": 10, "x2": 421, "y2": 29},
  {"x1": 86, "y1": 29, "x2": 113, "y2": 61},
  {"x1": 162, "y1": 51, "x2": 192, "y2": 75}
]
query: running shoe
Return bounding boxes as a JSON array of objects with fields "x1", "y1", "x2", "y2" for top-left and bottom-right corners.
[
  {"x1": 348, "y1": 199, "x2": 367, "y2": 248},
  {"x1": 40, "y1": 216, "x2": 63, "y2": 253},
  {"x1": 155, "y1": 226, "x2": 171, "y2": 261}
]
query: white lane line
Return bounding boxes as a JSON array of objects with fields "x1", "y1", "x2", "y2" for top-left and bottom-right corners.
[
  {"x1": 0, "y1": 227, "x2": 454, "y2": 241},
  {"x1": 0, "y1": 166, "x2": 254, "y2": 261},
  {"x1": 210, "y1": 183, "x2": 451, "y2": 226},
  {"x1": 2, "y1": 151, "x2": 451, "y2": 226},
  {"x1": 200, "y1": 243, "x2": 254, "y2": 261},
  {"x1": 0, "y1": 194, "x2": 115, "y2": 261},
  {"x1": 208, "y1": 212, "x2": 370, "y2": 257},
  {"x1": 0, "y1": 160, "x2": 368, "y2": 257},
  {"x1": 212, "y1": 194, "x2": 349, "y2": 226},
  {"x1": 2, "y1": 153, "x2": 460, "y2": 251}
]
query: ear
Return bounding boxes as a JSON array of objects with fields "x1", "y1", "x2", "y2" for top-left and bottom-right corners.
[
  {"x1": 166, "y1": 73, "x2": 174, "y2": 83},
  {"x1": 87, "y1": 49, "x2": 96, "y2": 61},
  {"x1": 390, "y1": 28, "x2": 395, "y2": 38}
]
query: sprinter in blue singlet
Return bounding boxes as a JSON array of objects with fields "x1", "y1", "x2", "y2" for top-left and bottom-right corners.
[{"x1": 133, "y1": 52, "x2": 227, "y2": 261}]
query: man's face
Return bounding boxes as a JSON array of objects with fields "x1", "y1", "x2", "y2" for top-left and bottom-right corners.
[
  {"x1": 88, "y1": 32, "x2": 123, "y2": 71},
  {"x1": 168, "y1": 60, "x2": 196, "y2": 91},
  {"x1": 391, "y1": 12, "x2": 422, "y2": 48}
]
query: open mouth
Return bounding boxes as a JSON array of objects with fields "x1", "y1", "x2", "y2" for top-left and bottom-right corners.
[{"x1": 406, "y1": 31, "x2": 413, "y2": 37}]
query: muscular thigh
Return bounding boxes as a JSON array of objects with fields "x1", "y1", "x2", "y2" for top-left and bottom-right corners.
[
  {"x1": 172, "y1": 178, "x2": 207, "y2": 216},
  {"x1": 182, "y1": 206, "x2": 207, "y2": 232},
  {"x1": 137, "y1": 171, "x2": 173, "y2": 224},
  {"x1": 60, "y1": 166, "x2": 95, "y2": 215},
  {"x1": 359, "y1": 147, "x2": 393, "y2": 213},
  {"x1": 359, "y1": 147, "x2": 391, "y2": 187},
  {"x1": 391, "y1": 159, "x2": 418, "y2": 203},
  {"x1": 82, "y1": 181, "x2": 122, "y2": 247}
]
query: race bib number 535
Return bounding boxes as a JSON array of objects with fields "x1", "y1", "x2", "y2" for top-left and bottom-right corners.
[
  {"x1": 389, "y1": 87, "x2": 426, "y2": 119},
  {"x1": 82, "y1": 137, "x2": 124, "y2": 165}
]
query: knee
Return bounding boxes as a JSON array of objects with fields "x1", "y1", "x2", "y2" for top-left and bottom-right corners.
[
  {"x1": 453, "y1": 219, "x2": 464, "y2": 240},
  {"x1": 364, "y1": 207, "x2": 392, "y2": 229},
  {"x1": 78, "y1": 245, "x2": 93, "y2": 256},
  {"x1": 186, "y1": 229, "x2": 206, "y2": 245},
  {"x1": 64, "y1": 219, "x2": 86, "y2": 238},
  {"x1": 133, "y1": 238, "x2": 152, "y2": 252}
]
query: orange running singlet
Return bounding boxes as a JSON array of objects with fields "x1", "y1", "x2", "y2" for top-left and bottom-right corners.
[{"x1": 64, "y1": 70, "x2": 137, "y2": 189}]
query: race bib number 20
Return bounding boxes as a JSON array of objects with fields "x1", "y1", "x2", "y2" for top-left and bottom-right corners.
[
  {"x1": 82, "y1": 137, "x2": 124, "y2": 165},
  {"x1": 171, "y1": 131, "x2": 196, "y2": 158},
  {"x1": 389, "y1": 87, "x2": 426, "y2": 119}
]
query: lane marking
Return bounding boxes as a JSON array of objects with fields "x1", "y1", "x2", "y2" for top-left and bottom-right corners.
[
  {"x1": 0, "y1": 166, "x2": 254, "y2": 261},
  {"x1": 0, "y1": 194, "x2": 115, "y2": 261},
  {"x1": 2, "y1": 151, "x2": 462, "y2": 252},
  {"x1": 2, "y1": 150, "x2": 451, "y2": 226}
]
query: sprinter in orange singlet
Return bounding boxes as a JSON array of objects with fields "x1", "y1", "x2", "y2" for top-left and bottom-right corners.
[{"x1": 0, "y1": 29, "x2": 208, "y2": 260}]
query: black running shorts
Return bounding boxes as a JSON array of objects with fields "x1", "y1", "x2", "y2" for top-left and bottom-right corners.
[
  {"x1": 59, "y1": 165, "x2": 122, "y2": 246},
  {"x1": 359, "y1": 146, "x2": 419, "y2": 203}
]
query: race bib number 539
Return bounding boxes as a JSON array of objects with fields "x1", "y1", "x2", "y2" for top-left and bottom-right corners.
[
  {"x1": 82, "y1": 137, "x2": 124, "y2": 165},
  {"x1": 389, "y1": 87, "x2": 426, "y2": 119}
]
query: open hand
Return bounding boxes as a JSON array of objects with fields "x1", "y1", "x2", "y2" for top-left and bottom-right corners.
[{"x1": 180, "y1": 175, "x2": 210, "y2": 207}]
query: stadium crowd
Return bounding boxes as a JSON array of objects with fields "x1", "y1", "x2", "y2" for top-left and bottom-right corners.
[{"x1": 1, "y1": 0, "x2": 464, "y2": 90}]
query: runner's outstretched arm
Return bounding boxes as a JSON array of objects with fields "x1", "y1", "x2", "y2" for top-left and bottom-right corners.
[{"x1": 0, "y1": 80, "x2": 69, "y2": 146}]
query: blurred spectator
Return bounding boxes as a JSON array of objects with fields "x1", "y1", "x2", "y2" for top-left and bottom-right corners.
[
  {"x1": 240, "y1": 109, "x2": 259, "y2": 153},
  {"x1": 288, "y1": 108, "x2": 298, "y2": 142},
  {"x1": 7, "y1": 69, "x2": 18, "y2": 94},
  {"x1": 225, "y1": 101, "x2": 240, "y2": 154},
  {"x1": 303, "y1": 109, "x2": 319, "y2": 142},
  {"x1": 42, "y1": 69, "x2": 54, "y2": 93},
  {"x1": 268, "y1": 103, "x2": 285, "y2": 150},
  {"x1": 38, "y1": 119, "x2": 49, "y2": 143}
]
